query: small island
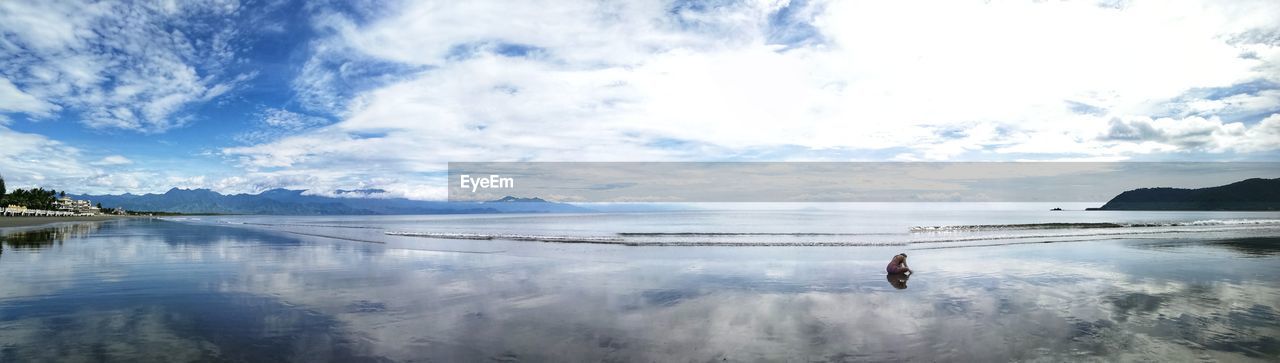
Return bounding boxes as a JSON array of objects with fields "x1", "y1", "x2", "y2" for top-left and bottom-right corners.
[{"x1": 1090, "y1": 178, "x2": 1280, "y2": 211}]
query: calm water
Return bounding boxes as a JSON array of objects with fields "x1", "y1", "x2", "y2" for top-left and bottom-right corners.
[{"x1": 2, "y1": 207, "x2": 1279, "y2": 361}]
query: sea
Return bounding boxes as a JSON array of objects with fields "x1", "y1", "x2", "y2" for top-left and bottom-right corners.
[{"x1": 1, "y1": 203, "x2": 1278, "y2": 361}]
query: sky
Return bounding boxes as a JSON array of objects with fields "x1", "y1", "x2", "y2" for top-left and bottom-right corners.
[{"x1": 0, "y1": 0, "x2": 1278, "y2": 200}]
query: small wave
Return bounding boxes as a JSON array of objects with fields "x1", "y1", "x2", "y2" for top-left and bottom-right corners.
[
  {"x1": 622, "y1": 241, "x2": 909, "y2": 247},
  {"x1": 286, "y1": 231, "x2": 510, "y2": 254},
  {"x1": 618, "y1": 232, "x2": 897, "y2": 237},
  {"x1": 1180, "y1": 219, "x2": 1280, "y2": 226},
  {"x1": 911, "y1": 223, "x2": 1125, "y2": 232},
  {"x1": 626, "y1": 226, "x2": 1275, "y2": 247},
  {"x1": 386, "y1": 231, "x2": 625, "y2": 244},
  {"x1": 387, "y1": 223, "x2": 1280, "y2": 247},
  {"x1": 286, "y1": 231, "x2": 387, "y2": 244},
  {"x1": 911, "y1": 219, "x2": 1280, "y2": 232},
  {"x1": 240, "y1": 222, "x2": 380, "y2": 229},
  {"x1": 387, "y1": 231, "x2": 908, "y2": 246},
  {"x1": 911, "y1": 237, "x2": 1119, "y2": 250},
  {"x1": 907, "y1": 226, "x2": 1276, "y2": 245}
]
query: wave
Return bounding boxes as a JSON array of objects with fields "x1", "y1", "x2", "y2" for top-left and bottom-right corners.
[
  {"x1": 385, "y1": 231, "x2": 625, "y2": 244},
  {"x1": 386, "y1": 223, "x2": 1280, "y2": 247},
  {"x1": 910, "y1": 219, "x2": 1280, "y2": 232},
  {"x1": 190, "y1": 216, "x2": 1280, "y2": 249},
  {"x1": 911, "y1": 237, "x2": 1117, "y2": 250},
  {"x1": 905, "y1": 226, "x2": 1280, "y2": 245},
  {"x1": 1179, "y1": 219, "x2": 1280, "y2": 226},
  {"x1": 238, "y1": 222, "x2": 381, "y2": 229},
  {"x1": 386, "y1": 231, "x2": 908, "y2": 246},
  {"x1": 618, "y1": 232, "x2": 897, "y2": 236},
  {"x1": 285, "y1": 231, "x2": 387, "y2": 244}
]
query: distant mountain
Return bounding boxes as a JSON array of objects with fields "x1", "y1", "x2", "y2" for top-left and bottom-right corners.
[
  {"x1": 1094, "y1": 178, "x2": 1280, "y2": 211},
  {"x1": 334, "y1": 188, "x2": 388, "y2": 196},
  {"x1": 486, "y1": 196, "x2": 548, "y2": 203},
  {"x1": 73, "y1": 189, "x2": 592, "y2": 215}
]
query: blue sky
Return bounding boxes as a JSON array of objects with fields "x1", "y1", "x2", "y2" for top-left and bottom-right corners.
[{"x1": 1, "y1": 0, "x2": 1278, "y2": 199}]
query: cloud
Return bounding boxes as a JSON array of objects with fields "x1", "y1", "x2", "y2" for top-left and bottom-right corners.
[
  {"x1": 259, "y1": 108, "x2": 315, "y2": 129},
  {"x1": 0, "y1": 0, "x2": 251, "y2": 132},
  {"x1": 207, "y1": 0, "x2": 1280, "y2": 198},
  {"x1": 0, "y1": 77, "x2": 56, "y2": 115},
  {"x1": 92, "y1": 155, "x2": 134, "y2": 166},
  {"x1": 235, "y1": 108, "x2": 330, "y2": 143},
  {"x1": 1229, "y1": 114, "x2": 1280, "y2": 153},
  {"x1": 0, "y1": 127, "x2": 199, "y2": 195},
  {"x1": 1098, "y1": 114, "x2": 1280, "y2": 153},
  {"x1": 289, "y1": 11, "x2": 427, "y2": 116},
  {"x1": 0, "y1": 126, "x2": 97, "y2": 189}
]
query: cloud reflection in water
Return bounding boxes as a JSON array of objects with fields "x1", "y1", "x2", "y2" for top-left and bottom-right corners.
[{"x1": 0, "y1": 220, "x2": 1277, "y2": 361}]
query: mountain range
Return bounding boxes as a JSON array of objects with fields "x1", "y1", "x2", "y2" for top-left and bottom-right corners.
[
  {"x1": 73, "y1": 188, "x2": 591, "y2": 215},
  {"x1": 78, "y1": 177, "x2": 1278, "y2": 214}
]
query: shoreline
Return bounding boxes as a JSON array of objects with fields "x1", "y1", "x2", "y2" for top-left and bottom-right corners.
[{"x1": 0, "y1": 215, "x2": 133, "y2": 229}]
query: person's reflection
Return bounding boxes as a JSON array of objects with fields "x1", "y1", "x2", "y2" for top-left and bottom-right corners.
[{"x1": 886, "y1": 273, "x2": 910, "y2": 289}]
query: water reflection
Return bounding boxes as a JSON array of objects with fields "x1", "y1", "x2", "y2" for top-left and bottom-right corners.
[
  {"x1": 886, "y1": 273, "x2": 910, "y2": 289},
  {"x1": 1131, "y1": 236, "x2": 1280, "y2": 259},
  {"x1": 0, "y1": 220, "x2": 1277, "y2": 361},
  {"x1": 0, "y1": 222, "x2": 103, "y2": 250},
  {"x1": 1210, "y1": 237, "x2": 1280, "y2": 257}
]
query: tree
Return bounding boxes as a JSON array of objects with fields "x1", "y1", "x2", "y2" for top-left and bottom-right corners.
[
  {"x1": 59, "y1": 191, "x2": 66, "y2": 198},
  {"x1": 96, "y1": 202, "x2": 103, "y2": 209},
  {"x1": 5, "y1": 187, "x2": 56, "y2": 209},
  {"x1": 0, "y1": 173, "x2": 6, "y2": 203}
]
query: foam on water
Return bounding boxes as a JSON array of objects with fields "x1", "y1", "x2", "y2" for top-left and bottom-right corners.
[
  {"x1": 170, "y1": 212, "x2": 1280, "y2": 250},
  {"x1": 386, "y1": 231, "x2": 908, "y2": 246},
  {"x1": 910, "y1": 219, "x2": 1280, "y2": 232},
  {"x1": 383, "y1": 222, "x2": 1280, "y2": 247},
  {"x1": 239, "y1": 222, "x2": 381, "y2": 229},
  {"x1": 385, "y1": 231, "x2": 625, "y2": 243}
]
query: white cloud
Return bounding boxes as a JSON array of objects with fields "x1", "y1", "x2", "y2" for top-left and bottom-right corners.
[
  {"x1": 0, "y1": 77, "x2": 56, "y2": 115},
  {"x1": 0, "y1": 126, "x2": 97, "y2": 186},
  {"x1": 235, "y1": 108, "x2": 330, "y2": 143},
  {"x1": 213, "y1": 0, "x2": 1280, "y2": 197},
  {"x1": 1095, "y1": 114, "x2": 1280, "y2": 153},
  {"x1": 325, "y1": 1, "x2": 710, "y2": 66},
  {"x1": 1180, "y1": 90, "x2": 1280, "y2": 116},
  {"x1": 93, "y1": 155, "x2": 133, "y2": 166},
  {"x1": 0, "y1": 0, "x2": 249, "y2": 132},
  {"x1": 0, "y1": 127, "x2": 191, "y2": 195},
  {"x1": 1220, "y1": 114, "x2": 1280, "y2": 153}
]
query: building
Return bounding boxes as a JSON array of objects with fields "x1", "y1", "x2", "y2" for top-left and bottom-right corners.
[{"x1": 56, "y1": 196, "x2": 101, "y2": 215}]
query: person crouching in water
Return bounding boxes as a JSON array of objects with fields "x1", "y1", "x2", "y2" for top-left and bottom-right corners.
[{"x1": 887, "y1": 253, "x2": 911, "y2": 275}]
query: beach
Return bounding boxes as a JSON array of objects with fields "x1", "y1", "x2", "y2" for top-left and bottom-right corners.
[
  {"x1": 1, "y1": 210, "x2": 1278, "y2": 361},
  {"x1": 0, "y1": 215, "x2": 130, "y2": 228}
]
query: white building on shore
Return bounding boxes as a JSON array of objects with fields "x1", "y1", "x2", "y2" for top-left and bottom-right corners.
[{"x1": 56, "y1": 196, "x2": 101, "y2": 215}]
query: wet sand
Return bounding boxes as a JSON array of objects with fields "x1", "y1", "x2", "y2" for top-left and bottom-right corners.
[{"x1": 0, "y1": 215, "x2": 130, "y2": 229}]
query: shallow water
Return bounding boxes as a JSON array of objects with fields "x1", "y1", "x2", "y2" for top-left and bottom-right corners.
[{"x1": 2, "y1": 210, "x2": 1279, "y2": 361}]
